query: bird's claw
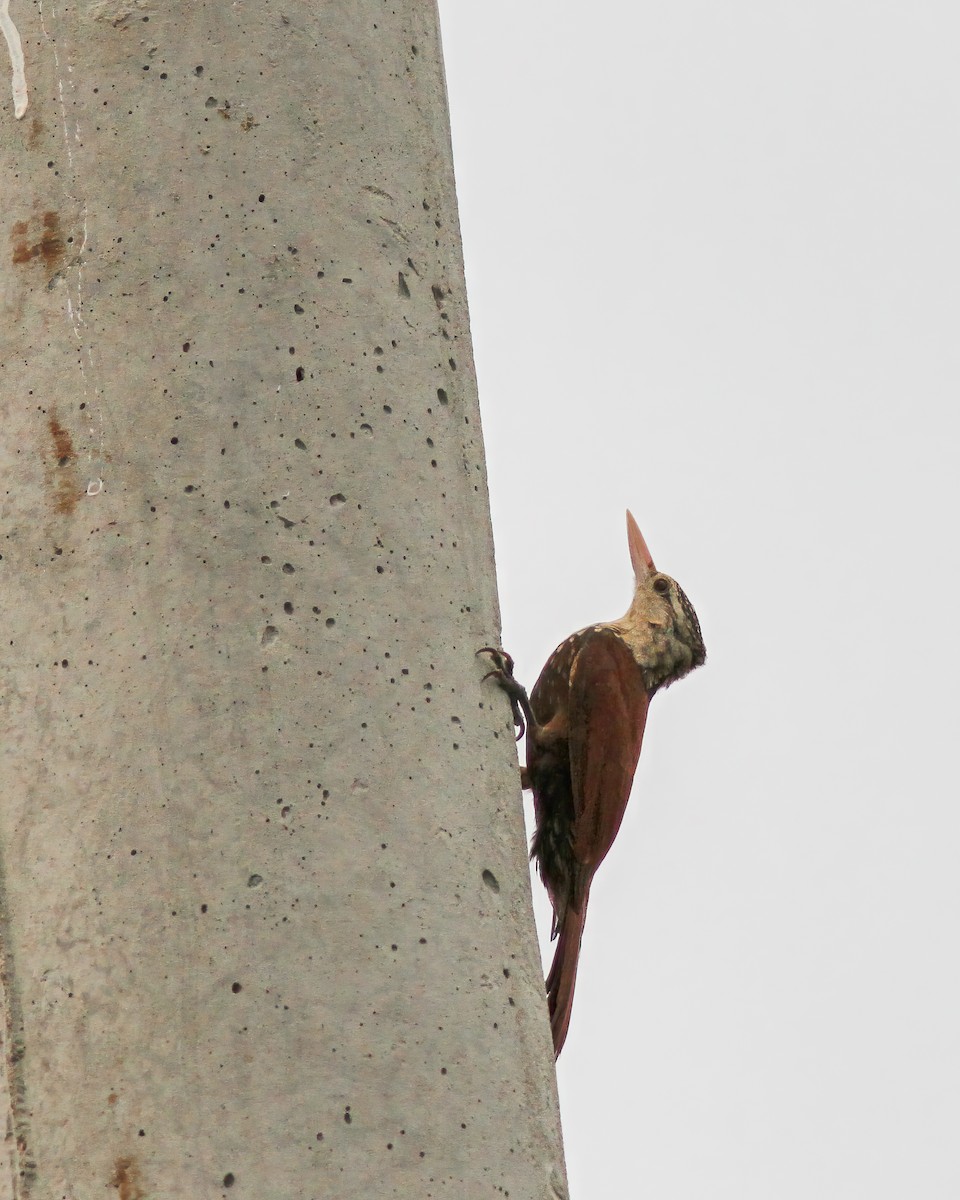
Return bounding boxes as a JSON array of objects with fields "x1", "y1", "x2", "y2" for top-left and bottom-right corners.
[
  {"x1": 476, "y1": 646, "x2": 531, "y2": 741},
  {"x1": 477, "y1": 645, "x2": 515, "y2": 678}
]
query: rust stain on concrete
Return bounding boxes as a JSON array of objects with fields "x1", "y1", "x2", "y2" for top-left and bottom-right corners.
[
  {"x1": 11, "y1": 210, "x2": 65, "y2": 270},
  {"x1": 43, "y1": 409, "x2": 81, "y2": 516},
  {"x1": 27, "y1": 115, "x2": 44, "y2": 149},
  {"x1": 111, "y1": 1156, "x2": 145, "y2": 1200}
]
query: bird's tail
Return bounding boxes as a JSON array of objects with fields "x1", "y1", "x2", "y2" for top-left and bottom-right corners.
[{"x1": 545, "y1": 892, "x2": 589, "y2": 1058}]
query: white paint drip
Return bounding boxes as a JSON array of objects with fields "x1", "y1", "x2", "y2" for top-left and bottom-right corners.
[
  {"x1": 0, "y1": 0, "x2": 27, "y2": 118},
  {"x1": 39, "y1": 0, "x2": 76, "y2": 169},
  {"x1": 38, "y1": 1, "x2": 105, "y2": 496}
]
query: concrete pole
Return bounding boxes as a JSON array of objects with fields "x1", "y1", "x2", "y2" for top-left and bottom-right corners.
[{"x1": 0, "y1": 2, "x2": 568, "y2": 1196}]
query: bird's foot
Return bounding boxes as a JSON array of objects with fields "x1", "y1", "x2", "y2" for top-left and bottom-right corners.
[{"x1": 476, "y1": 646, "x2": 534, "y2": 741}]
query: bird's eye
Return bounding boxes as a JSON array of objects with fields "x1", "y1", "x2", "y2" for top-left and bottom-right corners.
[{"x1": 652, "y1": 576, "x2": 670, "y2": 594}]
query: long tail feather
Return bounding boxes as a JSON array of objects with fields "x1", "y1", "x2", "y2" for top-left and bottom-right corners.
[{"x1": 545, "y1": 893, "x2": 589, "y2": 1058}]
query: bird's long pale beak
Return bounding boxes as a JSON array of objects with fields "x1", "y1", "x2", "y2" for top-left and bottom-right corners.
[{"x1": 626, "y1": 509, "x2": 655, "y2": 579}]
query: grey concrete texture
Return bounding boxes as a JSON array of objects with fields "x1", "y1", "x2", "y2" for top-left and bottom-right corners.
[{"x1": 0, "y1": 1, "x2": 568, "y2": 1196}]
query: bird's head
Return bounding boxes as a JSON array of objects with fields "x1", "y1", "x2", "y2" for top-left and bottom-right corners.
[{"x1": 621, "y1": 510, "x2": 706, "y2": 690}]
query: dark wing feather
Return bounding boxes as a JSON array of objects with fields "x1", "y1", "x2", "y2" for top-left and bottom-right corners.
[{"x1": 567, "y1": 629, "x2": 649, "y2": 872}]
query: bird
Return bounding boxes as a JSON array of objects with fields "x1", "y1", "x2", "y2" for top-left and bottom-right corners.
[{"x1": 479, "y1": 511, "x2": 705, "y2": 1057}]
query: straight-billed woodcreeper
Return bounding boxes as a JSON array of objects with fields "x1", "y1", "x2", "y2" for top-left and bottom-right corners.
[{"x1": 479, "y1": 511, "x2": 705, "y2": 1057}]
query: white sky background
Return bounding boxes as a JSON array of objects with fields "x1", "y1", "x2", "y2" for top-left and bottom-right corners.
[{"x1": 436, "y1": 3, "x2": 960, "y2": 1197}]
